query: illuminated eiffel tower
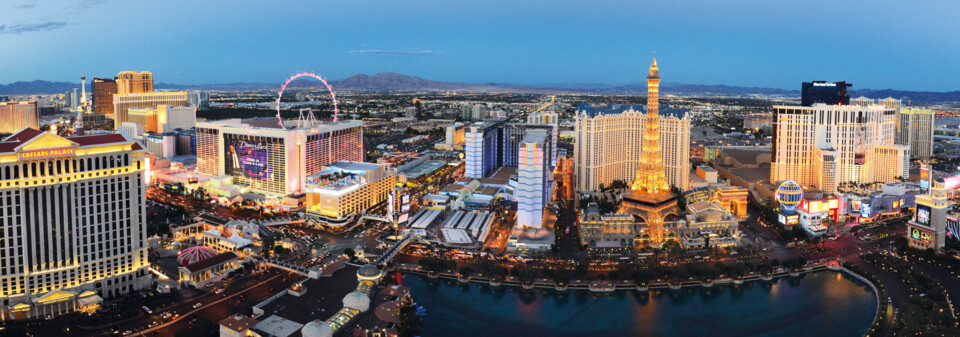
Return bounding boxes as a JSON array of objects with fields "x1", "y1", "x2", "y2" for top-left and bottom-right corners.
[{"x1": 620, "y1": 57, "x2": 677, "y2": 246}]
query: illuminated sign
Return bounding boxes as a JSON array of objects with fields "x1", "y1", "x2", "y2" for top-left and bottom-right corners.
[
  {"x1": 851, "y1": 198, "x2": 861, "y2": 212},
  {"x1": 916, "y1": 205, "x2": 931, "y2": 225},
  {"x1": 784, "y1": 214, "x2": 799, "y2": 226},
  {"x1": 892, "y1": 200, "x2": 900, "y2": 209},
  {"x1": 910, "y1": 227, "x2": 932, "y2": 244},
  {"x1": 920, "y1": 164, "x2": 930, "y2": 190},
  {"x1": 778, "y1": 213, "x2": 786, "y2": 225},
  {"x1": 861, "y1": 203, "x2": 872, "y2": 218},
  {"x1": 19, "y1": 147, "x2": 75, "y2": 160},
  {"x1": 944, "y1": 175, "x2": 960, "y2": 189},
  {"x1": 804, "y1": 199, "x2": 840, "y2": 213}
]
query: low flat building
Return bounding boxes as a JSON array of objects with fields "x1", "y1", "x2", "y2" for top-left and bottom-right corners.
[
  {"x1": 179, "y1": 252, "x2": 240, "y2": 288},
  {"x1": 305, "y1": 161, "x2": 397, "y2": 227},
  {"x1": 580, "y1": 203, "x2": 636, "y2": 249},
  {"x1": 677, "y1": 201, "x2": 741, "y2": 249}
]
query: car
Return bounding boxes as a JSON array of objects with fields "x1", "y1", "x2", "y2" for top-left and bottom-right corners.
[
  {"x1": 215, "y1": 288, "x2": 225, "y2": 294},
  {"x1": 122, "y1": 331, "x2": 133, "y2": 336},
  {"x1": 193, "y1": 303, "x2": 202, "y2": 309}
]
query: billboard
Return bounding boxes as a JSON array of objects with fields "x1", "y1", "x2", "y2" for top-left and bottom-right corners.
[
  {"x1": 854, "y1": 126, "x2": 866, "y2": 165},
  {"x1": 910, "y1": 227, "x2": 932, "y2": 244},
  {"x1": 779, "y1": 214, "x2": 799, "y2": 226},
  {"x1": 920, "y1": 164, "x2": 930, "y2": 190},
  {"x1": 226, "y1": 139, "x2": 274, "y2": 181},
  {"x1": 916, "y1": 205, "x2": 931, "y2": 225},
  {"x1": 861, "y1": 203, "x2": 872, "y2": 218}
]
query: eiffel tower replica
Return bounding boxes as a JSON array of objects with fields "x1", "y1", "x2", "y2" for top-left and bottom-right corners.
[{"x1": 620, "y1": 58, "x2": 678, "y2": 246}]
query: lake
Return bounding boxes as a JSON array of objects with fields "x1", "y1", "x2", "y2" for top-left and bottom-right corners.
[{"x1": 400, "y1": 271, "x2": 877, "y2": 337}]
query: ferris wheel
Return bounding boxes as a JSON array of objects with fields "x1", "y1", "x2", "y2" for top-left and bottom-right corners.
[{"x1": 275, "y1": 72, "x2": 339, "y2": 128}]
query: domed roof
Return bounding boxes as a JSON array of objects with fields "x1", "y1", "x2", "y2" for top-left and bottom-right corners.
[
  {"x1": 342, "y1": 290, "x2": 371, "y2": 312},
  {"x1": 357, "y1": 264, "x2": 381, "y2": 278},
  {"x1": 177, "y1": 246, "x2": 218, "y2": 266},
  {"x1": 300, "y1": 320, "x2": 333, "y2": 337}
]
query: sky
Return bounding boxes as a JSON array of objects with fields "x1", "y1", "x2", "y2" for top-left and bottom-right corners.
[{"x1": 1, "y1": 0, "x2": 959, "y2": 91}]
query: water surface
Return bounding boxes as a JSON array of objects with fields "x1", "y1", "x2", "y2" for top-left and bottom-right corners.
[{"x1": 401, "y1": 271, "x2": 876, "y2": 337}]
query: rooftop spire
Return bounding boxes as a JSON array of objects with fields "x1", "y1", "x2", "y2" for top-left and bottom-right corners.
[{"x1": 648, "y1": 57, "x2": 659, "y2": 79}]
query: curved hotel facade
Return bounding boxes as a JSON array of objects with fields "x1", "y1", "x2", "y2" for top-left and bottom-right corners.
[{"x1": 0, "y1": 129, "x2": 151, "y2": 321}]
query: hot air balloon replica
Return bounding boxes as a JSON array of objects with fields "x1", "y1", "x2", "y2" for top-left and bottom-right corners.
[{"x1": 776, "y1": 181, "x2": 804, "y2": 214}]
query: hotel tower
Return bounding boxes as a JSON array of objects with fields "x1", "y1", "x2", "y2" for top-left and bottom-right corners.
[{"x1": 0, "y1": 129, "x2": 151, "y2": 320}]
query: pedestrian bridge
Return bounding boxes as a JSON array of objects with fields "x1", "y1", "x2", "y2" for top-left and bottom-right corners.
[
  {"x1": 261, "y1": 258, "x2": 311, "y2": 277},
  {"x1": 375, "y1": 234, "x2": 429, "y2": 265}
]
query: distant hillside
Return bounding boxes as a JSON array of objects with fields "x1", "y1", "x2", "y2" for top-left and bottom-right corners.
[
  {"x1": 605, "y1": 82, "x2": 799, "y2": 96},
  {"x1": 0, "y1": 80, "x2": 87, "y2": 95},
  {"x1": 849, "y1": 89, "x2": 960, "y2": 104},
  {"x1": 3, "y1": 74, "x2": 960, "y2": 103}
]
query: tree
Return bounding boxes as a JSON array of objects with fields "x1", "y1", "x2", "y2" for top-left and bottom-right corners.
[
  {"x1": 344, "y1": 247, "x2": 357, "y2": 260},
  {"x1": 670, "y1": 185, "x2": 687, "y2": 212},
  {"x1": 397, "y1": 296, "x2": 423, "y2": 337},
  {"x1": 661, "y1": 239, "x2": 681, "y2": 253},
  {"x1": 553, "y1": 268, "x2": 571, "y2": 285},
  {"x1": 459, "y1": 266, "x2": 473, "y2": 277},
  {"x1": 518, "y1": 268, "x2": 538, "y2": 284},
  {"x1": 261, "y1": 237, "x2": 275, "y2": 258}
]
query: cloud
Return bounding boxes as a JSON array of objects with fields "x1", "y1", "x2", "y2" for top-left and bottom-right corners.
[
  {"x1": 15, "y1": 2, "x2": 36, "y2": 9},
  {"x1": 78, "y1": 0, "x2": 106, "y2": 9},
  {"x1": 0, "y1": 21, "x2": 68, "y2": 35},
  {"x1": 348, "y1": 49, "x2": 439, "y2": 56}
]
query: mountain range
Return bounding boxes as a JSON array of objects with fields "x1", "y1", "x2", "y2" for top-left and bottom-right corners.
[{"x1": 3, "y1": 72, "x2": 960, "y2": 103}]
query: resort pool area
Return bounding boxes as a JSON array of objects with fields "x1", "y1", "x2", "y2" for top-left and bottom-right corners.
[{"x1": 400, "y1": 271, "x2": 877, "y2": 337}]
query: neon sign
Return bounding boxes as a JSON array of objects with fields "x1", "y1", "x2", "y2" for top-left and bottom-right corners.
[{"x1": 19, "y1": 147, "x2": 75, "y2": 160}]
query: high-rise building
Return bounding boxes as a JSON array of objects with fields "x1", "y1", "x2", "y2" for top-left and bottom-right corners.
[
  {"x1": 116, "y1": 71, "x2": 153, "y2": 95},
  {"x1": 574, "y1": 104, "x2": 690, "y2": 192},
  {"x1": 0, "y1": 101, "x2": 40, "y2": 134},
  {"x1": 896, "y1": 108, "x2": 935, "y2": 159},
  {"x1": 92, "y1": 78, "x2": 118, "y2": 116},
  {"x1": 526, "y1": 112, "x2": 558, "y2": 125},
  {"x1": 195, "y1": 118, "x2": 364, "y2": 196},
  {"x1": 0, "y1": 128, "x2": 150, "y2": 321},
  {"x1": 465, "y1": 120, "x2": 555, "y2": 179},
  {"x1": 770, "y1": 104, "x2": 908, "y2": 193},
  {"x1": 516, "y1": 130, "x2": 550, "y2": 229},
  {"x1": 127, "y1": 105, "x2": 196, "y2": 133},
  {"x1": 70, "y1": 89, "x2": 80, "y2": 108},
  {"x1": 187, "y1": 91, "x2": 210, "y2": 110},
  {"x1": 461, "y1": 104, "x2": 487, "y2": 122},
  {"x1": 801, "y1": 81, "x2": 851, "y2": 106},
  {"x1": 112, "y1": 92, "x2": 189, "y2": 129}
]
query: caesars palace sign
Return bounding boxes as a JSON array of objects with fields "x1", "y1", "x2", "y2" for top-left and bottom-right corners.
[{"x1": 19, "y1": 147, "x2": 76, "y2": 161}]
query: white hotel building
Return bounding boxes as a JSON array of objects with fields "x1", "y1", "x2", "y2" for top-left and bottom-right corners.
[
  {"x1": 195, "y1": 118, "x2": 364, "y2": 196},
  {"x1": 770, "y1": 104, "x2": 909, "y2": 193},
  {"x1": 574, "y1": 104, "x2": 690, "y2": 192},
  {"x1": 516, "y1": 131, "x2": 550, "y2": 229},
  {"x1": 0, "y1": 128, "x2": 151, "y2": 321}
]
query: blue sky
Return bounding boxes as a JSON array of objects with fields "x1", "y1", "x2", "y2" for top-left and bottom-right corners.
[{"x1": 2, "y1": 0, "x2": 959, "y2": 91}]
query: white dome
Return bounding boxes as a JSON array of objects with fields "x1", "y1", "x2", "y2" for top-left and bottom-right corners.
[
  {"x1": 342, "y1": 290, "x2": 370, "y2": 312},
  {"x1": 301, "y1": 320, "x2": 333, "y2": 337}
]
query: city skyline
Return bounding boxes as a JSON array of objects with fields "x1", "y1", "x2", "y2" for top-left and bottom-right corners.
[{"x1": 3, "y1": 0, "x2": 960, "y2": 91}]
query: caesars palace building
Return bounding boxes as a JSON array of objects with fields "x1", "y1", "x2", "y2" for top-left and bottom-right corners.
[
  {"x1": 195, "y1": 118, "x2": 364, "y2": 196},
  {"x1": 0, "y1": 128, "x2": 151, "y2": 321}
]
